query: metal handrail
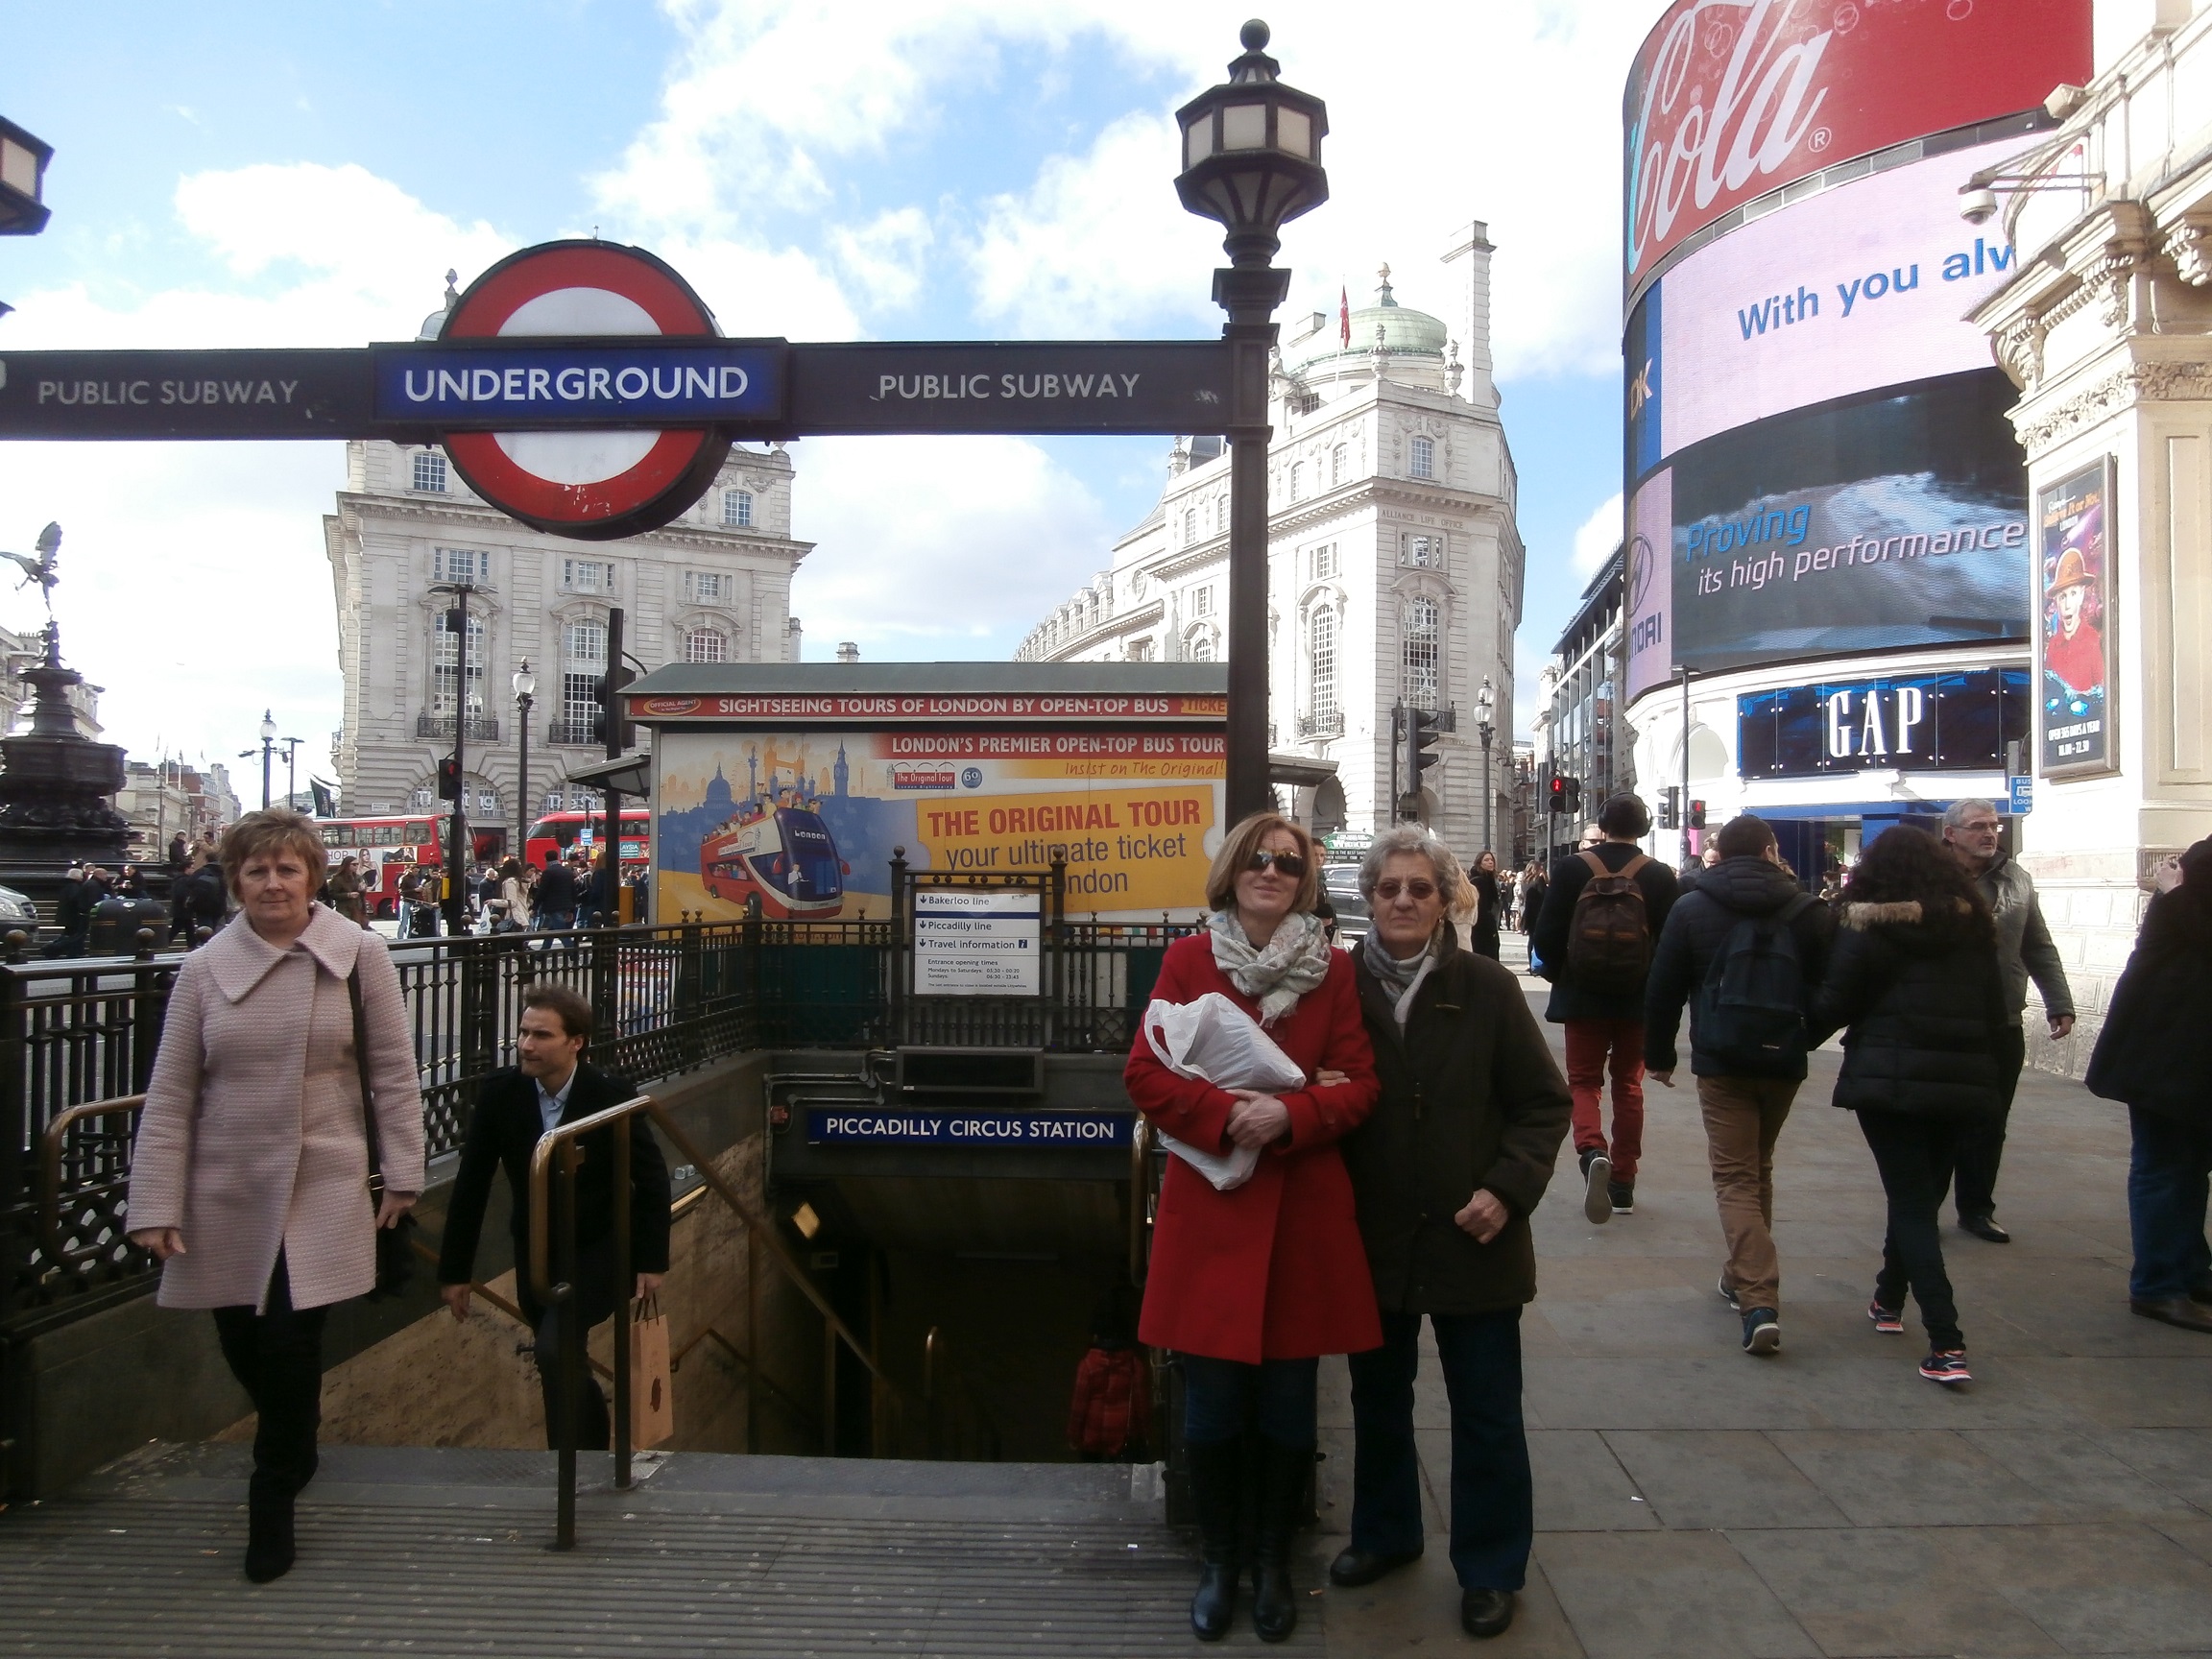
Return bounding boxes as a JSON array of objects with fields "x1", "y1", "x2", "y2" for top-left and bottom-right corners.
[
  {"x1": 38, "y1": 1094, "x2": 145, "y2": 1271},
  {"x1": 526, "y1": 1090, "x2": 942, "y2": 1550}
]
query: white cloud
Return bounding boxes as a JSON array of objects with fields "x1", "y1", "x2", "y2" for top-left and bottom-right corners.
[
  {"x1": 787, "y1": 434, "x2": 1115, "y2": 651},
  {"x1": 829, "y1": 207, "x2": 936, "y2": 315},
  {"x1": 1573, "y1": 492, "x2": 1623, "y2": 575}
]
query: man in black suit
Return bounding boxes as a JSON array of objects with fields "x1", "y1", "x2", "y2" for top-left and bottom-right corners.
[{"x1": 438, "y1": 983, "x2": 670, "y2": 1450}]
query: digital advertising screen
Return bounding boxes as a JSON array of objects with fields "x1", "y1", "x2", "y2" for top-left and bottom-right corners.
[
  {"x1": 1625, "y1": 371, "x2": 2031, "y2": 691},
  {"x1": 1627, "y1": 139, "x2": 2036, "y2": 474},
  {"x1": 1624, "y1": 0, "x2": 2091, "y2": 293},
  {"x1": 2037, "y1": 459, "x2": 2114, "y2": 775},
  {"x1": 653, "y1": 728, "x2": 1224, "y2": 924},
  {"x1": 1738, "y1": 666, "x2": 2031, "y2": 779}
]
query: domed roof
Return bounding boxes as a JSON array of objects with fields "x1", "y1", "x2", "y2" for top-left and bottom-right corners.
[
  {"x1": 1286, "y1": 265, "x2": 1448, "y2": 370},
  {"x1": 416, "y1": 269, "x2": 460, "y2": 342}
]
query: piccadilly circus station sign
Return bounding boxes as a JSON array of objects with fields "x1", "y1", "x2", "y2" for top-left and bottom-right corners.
[{"x1": 0, "y1": 239, "x2": 1235, "y2": 540}]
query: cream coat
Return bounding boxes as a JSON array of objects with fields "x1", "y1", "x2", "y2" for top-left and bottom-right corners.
[{"x1": 127, "y1": 904, "x2": 425, "y2": 1312}]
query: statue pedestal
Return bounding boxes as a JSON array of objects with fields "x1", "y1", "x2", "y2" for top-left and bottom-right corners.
[{"x1": 0, "y1": 659, "x2": 130, "y2": 916}]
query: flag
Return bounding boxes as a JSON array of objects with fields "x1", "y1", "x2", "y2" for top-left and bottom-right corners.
[
  {"x1": 1338, "y1": 284, "x2": 1350, "y2": 349},
  {"x1": 309, "y1": 779, "x2": 337, "y2": 817}
]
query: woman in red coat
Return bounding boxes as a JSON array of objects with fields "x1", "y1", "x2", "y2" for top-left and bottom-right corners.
[{"x1": 1126, "y1": 811, "x2": 1381, "y2": 1644}]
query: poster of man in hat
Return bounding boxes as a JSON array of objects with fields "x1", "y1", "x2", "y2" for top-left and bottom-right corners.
[{"x1": 2038, "y1": 460, "x2": 2112, "y2": 773}]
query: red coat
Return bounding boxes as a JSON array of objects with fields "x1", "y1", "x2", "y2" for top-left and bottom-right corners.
[
  {"x1": 1126, "y1": 933, "x2": 1382, "y2": 1363},
  {"x1": 1068, "y1": 1345, "x2": 1152, "y2": 1455}
]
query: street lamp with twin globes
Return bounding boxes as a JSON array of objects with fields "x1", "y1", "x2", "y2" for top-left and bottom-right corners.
[
  {"x1": 1174, "y1": 18, "x2": 1329, "y2": 820},
  {"x1": 513, "y1": 659, "x2": 537, "y2": 864}
]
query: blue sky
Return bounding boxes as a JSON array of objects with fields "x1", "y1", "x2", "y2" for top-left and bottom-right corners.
[{"x1": 0, "y1": 1, "x2": 1649, "y2": 775}]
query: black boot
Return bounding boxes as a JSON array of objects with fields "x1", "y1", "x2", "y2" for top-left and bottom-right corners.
[
  {"x1": 1251, "y1": 1439, "x2": 1313, "y2": 1645},
  {"x1": 244, "y1": 1482, "x2": 295, "y2": 1583},
  {"x1": 1186, "y1": 1438, "x2": 1244, "y2": 1642}
]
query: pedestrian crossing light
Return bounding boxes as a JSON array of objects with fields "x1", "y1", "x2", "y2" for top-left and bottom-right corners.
[
  {"x1": 1689, "y1": 798, "x2": 1707, "y2": 830},
  {"x1": 436, "y1": 756, "x2": 462, "y2": 801}
]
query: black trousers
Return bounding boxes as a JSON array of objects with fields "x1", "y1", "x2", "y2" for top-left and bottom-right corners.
[
  {"x1": 1859, "y1": 1111, "x2": 1967, "y2": 1351},
  {"x1": 518, "y1": 1237, "x2": 620, "y2": 1452},
  {"x1": 1954, "y1": 1025, "x2": 2029, "y2": 1220},
  {"x1": 210, "y1": 1249, "x2": 327, "y2": 1503}
]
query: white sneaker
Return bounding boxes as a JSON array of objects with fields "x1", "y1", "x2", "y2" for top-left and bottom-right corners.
[{"x1": 1581, "y1": 1153, "x2": 1614, "y2": 1226}]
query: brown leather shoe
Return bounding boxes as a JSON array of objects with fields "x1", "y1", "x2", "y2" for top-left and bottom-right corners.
[{"x1": 2131, "y1": 1296, "x2": 2212, "y2": 1334}]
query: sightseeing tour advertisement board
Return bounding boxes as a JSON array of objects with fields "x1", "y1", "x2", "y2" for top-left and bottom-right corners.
[
  {"x1": 2037, "y1": 458, "x2": 2115, "y2": 777},
  {"x1": 651, "y1": 725, "x2": 1225, "y2": 924}
]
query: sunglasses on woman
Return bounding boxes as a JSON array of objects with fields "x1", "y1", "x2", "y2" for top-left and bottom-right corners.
[
  {"x1": 1374, "y1": 878, "x2": 1437, "y2": 901},
  {"x1": 1243, "y1": 850, "x2": 1309, "y2": 878}
]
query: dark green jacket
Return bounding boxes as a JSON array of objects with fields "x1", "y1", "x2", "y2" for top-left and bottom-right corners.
[{"x1": 1342, "y1": 948, "x2": 1573, "y2": 1315}]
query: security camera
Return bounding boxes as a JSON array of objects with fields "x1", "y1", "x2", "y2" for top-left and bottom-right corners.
[{"x1": 1960, "y1": 186, "x2": 1999, "y2": 226}]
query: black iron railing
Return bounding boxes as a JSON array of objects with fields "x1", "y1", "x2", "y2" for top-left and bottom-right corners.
[{"x1": 9, "y1": 905, "x2": 1195, "y2": 1332}]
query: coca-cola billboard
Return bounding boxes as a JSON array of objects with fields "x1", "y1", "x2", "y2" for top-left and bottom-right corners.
[{"x1": 1624, "y1": 0, "x2": 2090, "y2": 296}]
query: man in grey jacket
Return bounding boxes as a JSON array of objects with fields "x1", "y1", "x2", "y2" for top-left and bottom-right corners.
[{"x1": 1941, "y1": 800, "x2": 2076, "y2": 1242}]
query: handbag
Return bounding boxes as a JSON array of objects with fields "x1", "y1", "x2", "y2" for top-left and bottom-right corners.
[
  {"x1": 347, "y1": 964, "x2": 418, "y2": 1300},
  {"x1": 630, "y1": 1293, "x2": 675, "y2": 1449}
]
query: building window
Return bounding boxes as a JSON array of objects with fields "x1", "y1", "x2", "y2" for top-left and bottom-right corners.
[
  {"x1": 562, "y1": 672, "x2": 602, "y2": 738},
  {"x1": 409, "y1": 785, "x2": 435, "y2": 808},
  {"x1": 1127, "y1": 638, "x2": 1154, "y2": 662},
  {"x1": 1189, "y1": 632, "x2": 1215, "y2": 662},
  {"x1": 411, "y1": 450, "x2": 447, "y2": 493},
  {"x1": 1311, "y1": 543, "x2": 1338, "y2": 580},
  {"x1": 565, "y1": 620, "x2": 607, "y2": 664},
  {"x1": 723, "y1": 490, "x2": 753, "y2": 527},
  {"x1": 1402, "y1": 596, "x2": 1440, "y2": 710},
  {"x1": 1332, "y1": 445, "x2": 1347, "y2": 487},
  {"x1": 541, "y1": 788, "x2": 565, "y2": 815},
  {"x1": 1185, "y1": 507, "x2": 1198, "y2": 543},
  {"x1": 685, "y1": 628, "x2": 729, "y2": 662},
  {"x1": 1404, "y1": 534, "x2": 1440, "y2": 568},
  {"x1": 686, "y1": 570, "x2": 726, "y2": 603},
  {"x1": 1409, "y1": 435, "x2": 1435, "y2": 479},
  {"x1": 1192, "y1": 586, "x2": 1214, "y2": 617},
  {"x1": 1290, "y1": 461, "x2": 1304, "y2": 500},
  {"x1": 562, "y1": 559, "x2": 611, "y2": 594},
  {"x1": 432, "y1": 546, "x2": 487, "y2": 584},
  {"x1": 1310, "y1": 609, "x2": 1337, "y2": 726},
  {"x1": 430, "y1": 610, "x2": 486, "y2": 714}
]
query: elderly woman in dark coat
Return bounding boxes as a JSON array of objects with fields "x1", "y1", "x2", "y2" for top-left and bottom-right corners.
[
  {"x1": 1326, "y1": 825, "x2": 1572, "y2": 1641},
  {"x1": 2087, "y1": 835, "x2": 2212, "y2": 1333}
]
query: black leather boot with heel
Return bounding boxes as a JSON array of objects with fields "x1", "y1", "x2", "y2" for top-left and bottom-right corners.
[
  {"x1": 1251, "y1": 1440, "x2": 1314, "y2": 1644},
  {"x1": 1185, "y1": 1438, "x2": 1244, "y2": 1642}
]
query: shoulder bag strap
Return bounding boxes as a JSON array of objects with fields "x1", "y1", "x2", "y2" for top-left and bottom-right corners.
[{"x1": 347, "y1": 963, "x2": 383, "y2": 1197}]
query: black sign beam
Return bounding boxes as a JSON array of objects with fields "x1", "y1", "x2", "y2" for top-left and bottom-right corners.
[{"x1": 0, "y1": 340, "x2": 1232, "y2": 441}]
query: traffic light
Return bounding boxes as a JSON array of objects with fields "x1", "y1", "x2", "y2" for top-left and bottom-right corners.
[
  {"x1": 1688, "y1": 798, "x2": 1707, "y2": 830},
  {"x1": 599, "y1": 607, "x2": 635, "y2": 756},
  {"x1": 1563, "y1": 777, "x2": 1582, "y2": 818},
  {"x1": 1547, "y1": 773, "x2": 1567, "y2": 811},
  {"x1": 435, "y1": 756, "x2": 462, "y2": 801},
  {"x1": 1658, "y1": 785, "x2": 1680, "y2": 830},
  {"x1": 1398, "y1": 705, "x2": 1443, "y2": 819}
]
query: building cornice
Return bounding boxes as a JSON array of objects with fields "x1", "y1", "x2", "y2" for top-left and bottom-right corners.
[{"x1": 331, "y1": 492, "x2": 814, "y2": 560}]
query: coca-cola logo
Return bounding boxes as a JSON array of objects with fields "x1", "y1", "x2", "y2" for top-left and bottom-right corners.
[{"x1": 1627, "y1": 0, "x2": 1833, "y2": 283}]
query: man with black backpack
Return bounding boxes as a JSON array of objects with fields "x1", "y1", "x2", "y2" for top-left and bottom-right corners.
[
  {"x1": 1645, "y1": 813, "x2": 1833, "y2": 1356},
  {"x1": 1532, "y1": 794, "x2": 1678, "y2": 1223}
]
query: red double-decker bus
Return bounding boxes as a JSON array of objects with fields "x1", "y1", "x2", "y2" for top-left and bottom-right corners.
[
  {"x1": 523, "y1": 809, "x2": 650, "y2": 875},
  {"x1": 316, "y1": 816, "x2": 503, "y2": 917}
]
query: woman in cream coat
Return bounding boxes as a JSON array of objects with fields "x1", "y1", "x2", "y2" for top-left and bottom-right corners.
[{"x1": 128, "y1": 809, "x2": 424, "y2": 1583}]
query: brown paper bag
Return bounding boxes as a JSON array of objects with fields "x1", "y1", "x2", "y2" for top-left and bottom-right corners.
[{"x1": 629, "y1": 1294, "x2": 674, "y2": 1449}]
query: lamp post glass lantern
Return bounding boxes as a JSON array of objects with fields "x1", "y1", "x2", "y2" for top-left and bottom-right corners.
[
  {"x1": 514, "y1": 659, "x2": 536, "y2": 864},
  {"x1": 1476, "y1": 676, "x2": 1496, "y2": 854},
  {"x1": 1174, "y1": 18, "x2": 1329, "y2": 821}
]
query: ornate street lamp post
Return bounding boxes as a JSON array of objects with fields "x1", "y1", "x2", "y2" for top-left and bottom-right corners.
[
  {"x1": 1476, "y1": 676, "x2": 1497, "y2": 853},
  {"x1": 1174, "y1": 19, "x2": 1329, "y2": 821},
  {"x1": 514, "y1": 659, "x2": 536, "y2": 864},
  {"x1": 257, "y1": 710, "x2": 276, "y2": 810}
]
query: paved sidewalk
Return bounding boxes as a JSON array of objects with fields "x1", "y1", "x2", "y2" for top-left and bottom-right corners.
[{"x1": 1311, "y1": 947, "x2": 2212, "y2": 1656}]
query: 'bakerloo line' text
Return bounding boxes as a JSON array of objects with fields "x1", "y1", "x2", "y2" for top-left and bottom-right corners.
[{"x1": 874, "y1": 372, "x2": 1143, "y2": 401}]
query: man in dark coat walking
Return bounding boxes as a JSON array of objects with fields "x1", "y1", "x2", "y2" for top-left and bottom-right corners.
[
  {"x1": 438, "y1": 983, "x2": 671, "y2": 1448},
  {"x1": 2087, "y1": 836, "x2": 2212, "y2": 1334},
  {"x1": 1531, "y1": 794, "x2": 1677, "y2": 1218},
  {"x1": 1645, "y1": 814, "x2": 1834, "y2": 1355},
  {"x1": 1331, "y1": 826, "x2": 1572, "y2": 1641}
]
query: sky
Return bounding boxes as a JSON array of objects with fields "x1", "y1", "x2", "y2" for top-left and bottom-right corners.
[{"x1": 0, "y1": 0, "x2": 1654, "y2": 781}]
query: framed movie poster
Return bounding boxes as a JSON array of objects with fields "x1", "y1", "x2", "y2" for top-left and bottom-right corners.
[{"x1": 2037, "y1": 458, "x2": 2115, "y2": 776}]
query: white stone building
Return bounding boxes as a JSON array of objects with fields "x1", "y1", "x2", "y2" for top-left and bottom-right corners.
[
  {"x1": 1018, "y1": 226, "x2": 1524, "y2": 854},
  {"x1": 325, "y1": 436, "x2": 809, "y2": 832}
]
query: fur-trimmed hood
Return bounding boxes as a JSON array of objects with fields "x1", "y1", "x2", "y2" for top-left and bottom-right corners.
[
  {"x1": 1842, "y1": 900, "x2": 1924, "y2": 928},
  {"x1": 1841, "y1": 894, "x2": 1988, "y2": 952}
]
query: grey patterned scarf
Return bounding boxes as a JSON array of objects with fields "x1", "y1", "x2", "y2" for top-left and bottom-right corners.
[
  {"x1": 1361, "y1": 924, "x2": 1445, "y2": 1027},
  {"x1": 1207, "y1": 909, "x2": 1334, "y2": 1027}
]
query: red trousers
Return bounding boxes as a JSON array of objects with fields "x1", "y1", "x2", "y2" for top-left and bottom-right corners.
[{"x1": 1565, "y1": 1019, "x2": 1645, "y2": 1182}]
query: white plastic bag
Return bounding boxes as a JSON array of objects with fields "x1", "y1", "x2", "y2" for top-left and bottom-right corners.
[{"x1": 1142, "y1": 995, "x2": 1309, "y2": 1191}]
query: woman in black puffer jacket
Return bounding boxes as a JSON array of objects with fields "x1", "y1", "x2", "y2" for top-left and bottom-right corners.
[{"x1": 1813, "y1": 826, "x2": 2006, "y2": 1385}]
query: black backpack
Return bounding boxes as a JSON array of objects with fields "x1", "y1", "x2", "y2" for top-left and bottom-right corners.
[
  {"x1": 1695, "y1": 893, "x2": 1817, "y2": 1070},
  {"x1": 1566, "y1": 850, "x2": 1654, "y2": 996}
]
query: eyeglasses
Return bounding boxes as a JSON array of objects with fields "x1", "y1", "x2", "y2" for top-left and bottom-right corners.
[
  {"x1": 1243, "y1": 850, "x2": 1309, "y2": 878},
  {"x1": 1374, "y1": 878, "x2": 1438, "y2": 902}
]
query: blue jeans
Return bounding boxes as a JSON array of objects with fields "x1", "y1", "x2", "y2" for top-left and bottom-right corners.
[
  {"x1": 2128, "y1": 1106, "x2": 2212, "y2": 1301},
  {"x1": 1347, "y1": 1308, "x2": 1531, "y2": 1593},
  {"x1": 1180, "y1": 1354, "x2": 1318, "y2": 1448}
]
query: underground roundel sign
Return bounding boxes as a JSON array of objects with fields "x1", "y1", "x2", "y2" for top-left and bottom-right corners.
[{"x1": 415, "y1": 241, "x2": 780, "y2": 541}]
